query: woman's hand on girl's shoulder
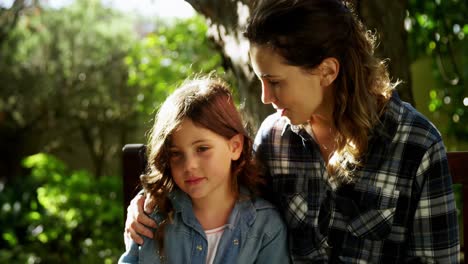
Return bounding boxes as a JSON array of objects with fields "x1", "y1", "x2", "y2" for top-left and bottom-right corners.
[{"x1": 124, "y1": 193, "x2": 158, "y2": 246}]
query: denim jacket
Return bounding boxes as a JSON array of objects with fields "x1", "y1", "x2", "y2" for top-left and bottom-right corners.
[{"x1": 119, "y1": 187, "x2": 291, "y2": 264}]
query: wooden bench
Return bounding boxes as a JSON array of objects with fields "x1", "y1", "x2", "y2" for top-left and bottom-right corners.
[
  {"x1": 122, "y1": 144, "x2": 147, "y2": 214},
  {"x1": 122, "y1": 144, "x2": 467, "y2": 261},
  {"x1": 448, "y1": 151, "x2": 468, "y2": 262}
]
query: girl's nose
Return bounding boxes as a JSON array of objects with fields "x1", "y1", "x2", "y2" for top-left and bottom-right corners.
[{"x1": 183, "y1": 155, "x2": 198, "y2": 172}]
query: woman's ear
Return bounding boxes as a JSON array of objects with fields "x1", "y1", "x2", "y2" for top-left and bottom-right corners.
[
  {"x1": 229, "y1": 134, "x2": 244, "y2": 161},
  {"x1": 319, "y1": 57, "x2": 340, "y2": 87}
]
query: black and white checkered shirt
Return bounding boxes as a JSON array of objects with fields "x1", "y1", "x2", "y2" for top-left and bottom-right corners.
[{"x1": 254, "y1": 93, "x2": 460, "y2": 263}]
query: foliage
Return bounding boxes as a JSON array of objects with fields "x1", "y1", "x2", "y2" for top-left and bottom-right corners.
[
  {"x1": 0, "y1": 1, "x2": 227, "y2": 179},
  {"x1": 0, "y1": 153, "x2": 123, "y2": 263},
  {"x1": 125, "y1": 15, "x2": 225, "y2": 116},
  {"x1": 407, "y1": 0, "x2": 468, "y2": 144},
  {"x1": 0, "y1": 0, "x2": 140, "y2": 178}
]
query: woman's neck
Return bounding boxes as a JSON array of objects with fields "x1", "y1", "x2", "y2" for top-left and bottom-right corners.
[
  {"x1": 310, "y1": 114, "x2": 334, "y2": 129},
  {"x1": 310, "y1": 85, "x2": 337, "y2": 161},
  {"x1": 309, "y1": 115, "x2": 337, "y2": 162},
  {"x1": 192, "y1": 189, "x2": 237, "y2": 230},
  {"x1": 314, "y1": 82, "x2": 335, "y2": 124}
]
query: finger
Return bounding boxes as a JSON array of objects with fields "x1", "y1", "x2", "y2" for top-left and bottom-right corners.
[
  {"x1": 124, "y1": 230, "x2": 139, "y2": 249},
  {"x1": 126, "y1": 227, "x2": 144, "y2": 245},
  {"x1": 143, "y1": 196, "x2": 157, "y2": 214},
  {"x1": 124, "y1": 194, "x2": 152, "y2": 244},
  {"x1": 125, "y1": 195, "x2": 143, "y2": 230},
  {"x1": 127, "y1": 194, "x2": 144, "y2": 221},
  {"x1": 137, "y1": 210, "x2": 157, "y2": 228},
  {"x1": 131, "y1": 220, "x2": 155, "y2": 239},
  {"x1": 136, "y1": 194, "x2": 146, "y2": 214}
]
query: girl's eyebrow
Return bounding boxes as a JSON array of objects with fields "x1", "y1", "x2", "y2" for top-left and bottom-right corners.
[
  {"x1": 170, "y1": 139, "x2": 210, "y2": 148},
  {"x1": 191, "y1": 139, "x2": 209, "y2": 145}
]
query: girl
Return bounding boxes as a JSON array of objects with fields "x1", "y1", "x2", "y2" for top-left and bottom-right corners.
[{"x1": 119, "y1": 77, "x2": 290, "y2": 264}]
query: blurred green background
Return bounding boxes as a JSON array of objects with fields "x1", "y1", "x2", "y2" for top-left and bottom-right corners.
[{"x1": 0, "y1": 0, "x2": 466, "y2": 263}]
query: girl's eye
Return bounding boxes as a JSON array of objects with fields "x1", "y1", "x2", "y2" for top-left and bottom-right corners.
[
  {"x1": 169, "y1": 151, "x2": 182, "y2": 158},
  {"x1": 197, "y1": 146, "x2": 210, "y2": 152}
]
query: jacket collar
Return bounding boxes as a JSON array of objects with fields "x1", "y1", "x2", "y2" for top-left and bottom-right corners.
[{"x1": 169, "y1": 187, "x2": 257, "y2": 231}]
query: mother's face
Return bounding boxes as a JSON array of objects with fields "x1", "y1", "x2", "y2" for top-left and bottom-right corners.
[{"x1": 249, "y1": 44, "x2": 328, "y2": 125}]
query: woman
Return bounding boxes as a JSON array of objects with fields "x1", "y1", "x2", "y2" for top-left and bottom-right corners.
[{"x1": 125, "y1": 0, "x2": 460, "y2": 263}]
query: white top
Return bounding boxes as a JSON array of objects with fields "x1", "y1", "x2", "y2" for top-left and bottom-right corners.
[{"x1": 204, "y1": 225, "x2": 227, "y2": 264}]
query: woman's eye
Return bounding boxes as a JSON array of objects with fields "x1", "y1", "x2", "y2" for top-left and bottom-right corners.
[{"x1": 268, "y1": 80, "x2": 280, "y2": 87}]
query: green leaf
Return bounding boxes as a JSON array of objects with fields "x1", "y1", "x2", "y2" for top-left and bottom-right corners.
[{"x1": 2, "y1": 232, "x2": 18, "y2": 247}]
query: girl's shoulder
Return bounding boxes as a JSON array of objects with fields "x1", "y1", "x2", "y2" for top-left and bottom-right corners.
[
  {"x1": 249, "y1": 196, "x2": 284, "y2": 225},
  {"x1": 249, "y1": 195, "x2": 277, "y2": 211},
  {"x1": 147, "y1": 191, "x2": 188, "y2": 225},
  {"x1": 147, "y1": 208, "x2": 168, "y2": 226},
  {"x1": 241, "y1": 196, "x2": 287, "y2": 240},
  {"x1": 239, "y1": 187, "x2": 277, "y2": 212}
]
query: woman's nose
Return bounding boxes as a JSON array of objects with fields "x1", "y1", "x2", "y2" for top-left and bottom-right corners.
[{"x1": 261, "y1": 83, "x2": 273, "y2": 104}]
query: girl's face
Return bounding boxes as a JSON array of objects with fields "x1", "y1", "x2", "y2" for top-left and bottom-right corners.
[
  {"x1": 168, "y1": 118, "x2": 243, "y2": 202},
  {"x1": 249, "y1": 44, "x2": 329, "y2": 125}
]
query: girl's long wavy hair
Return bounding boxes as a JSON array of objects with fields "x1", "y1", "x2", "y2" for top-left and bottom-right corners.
[
  {"x1": 244, "y1": 0, "x2": 397, "y2": 184},
  {"x1": 140, "y1": 76, "x2": 263, "y2": 256}
]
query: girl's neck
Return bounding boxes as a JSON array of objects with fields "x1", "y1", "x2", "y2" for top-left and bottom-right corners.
[{"x1": 192, "y1": 189, "x2": 238, "y2": 230}]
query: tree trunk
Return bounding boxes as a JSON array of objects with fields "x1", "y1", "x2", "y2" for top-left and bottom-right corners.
[
  {"x1": 355, "y1": 0, "x2": 414, "y2": 104},
  {"x1": 186, "y1": 0, "x2": 273, "y2": 131},
  {"x1": 185, "y1": 0, "x2": 414, "y2": 130}
]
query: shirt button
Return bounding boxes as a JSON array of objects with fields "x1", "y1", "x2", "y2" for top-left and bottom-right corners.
[
  {"x1": 233, "y1": 239, "x2": 239, "y2": 245},
  {"x1": 197, "y1": 245, "x2": 203, "y2": 251}
]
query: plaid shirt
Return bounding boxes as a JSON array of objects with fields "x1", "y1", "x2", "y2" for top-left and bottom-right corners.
[{"x1": 254, "y1": 93, "x2": 460, "y2": 263}]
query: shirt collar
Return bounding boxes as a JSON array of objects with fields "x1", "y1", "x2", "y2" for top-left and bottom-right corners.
[
  {"x1": 370, "y1": 92, "x2": 400, "y2": 144},
  {"x1": 280, "y1": 117, "x2": 311, "y2": 137}
]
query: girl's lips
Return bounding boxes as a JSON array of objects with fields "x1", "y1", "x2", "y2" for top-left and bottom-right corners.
[{"x1": 185, "y1": 177, "x2": 204, "y2": 185}]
